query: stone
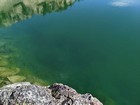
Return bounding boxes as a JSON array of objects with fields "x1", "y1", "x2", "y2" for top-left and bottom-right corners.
[
  {"x1": 7, "y1": 75, "x2": 26, "y2": 83},
  {"x1": 0, "y1": 79, "x2": 11, "y2": 87},
  {"x1": 0, "y1": 82, "x2": 103, "y2": 105},
  {"x1": 3, "y1": 81, "x2": 11, "y2": 85},
  {"x1": 0, "y1": 67, "x2": 20, "y2": 77}
]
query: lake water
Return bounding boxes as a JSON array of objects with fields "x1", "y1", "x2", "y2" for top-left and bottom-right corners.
[{"x1": 0, "y1": 0, "x2": 140, "y2": 105}]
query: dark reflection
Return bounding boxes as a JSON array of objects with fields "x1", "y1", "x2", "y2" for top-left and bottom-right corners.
[{"x1": 0, "y1": 0, "x2": 77, "y2": 27}]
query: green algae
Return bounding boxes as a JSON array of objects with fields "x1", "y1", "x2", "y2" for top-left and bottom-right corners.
[
  {"x1": 0, "y1": 67, "x2": 20, "y2": 77},
  {"x1": 18, "y1": 67, "x2": 49, "y2": 86},
  {"x1": 7, "y1": 75, "x2": 26, "y2": 83}
]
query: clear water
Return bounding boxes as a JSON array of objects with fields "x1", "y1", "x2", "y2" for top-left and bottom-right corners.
[{"x1": 0, "y1": 0, "x2": 140, "y2": 105}]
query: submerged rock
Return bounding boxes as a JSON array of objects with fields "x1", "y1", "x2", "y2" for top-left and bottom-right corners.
[
  {"x1": 7, "y1": 75, "x2": 26, "y2": 83},
  {"x1": 0, "y1": 67, "x2": 20, "y2": 77},
  {"x1": 0, "y1": 82, "x2": 103, "y2": 105},
  {"x1": 0, "y1": 79, "x2": 11, "y2": 87}
]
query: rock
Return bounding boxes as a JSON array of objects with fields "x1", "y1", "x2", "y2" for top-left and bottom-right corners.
[
  {"x1": 7, "y1": 75, "x2": 26, "y2": 83},
  {"x1": 0, "y1": 82, "x2": 103, "y2": 105},
  {"x1": 0, "y1": 67, "x2": 20, "y2": 77},
  {"x1": 0, "y1": 79, "x2": 11, "y2": 87},
  {"x1": 3, "y1": 81, "x2": 11, "y2": 85}
]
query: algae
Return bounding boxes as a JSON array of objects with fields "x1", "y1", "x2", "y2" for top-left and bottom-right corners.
[{"x1": 7, "y1": 75, "x2": 26, "y2": 83}]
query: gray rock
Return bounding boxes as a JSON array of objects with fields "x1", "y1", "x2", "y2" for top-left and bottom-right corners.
[{"x1": 0, "y1": 82, "x2": 103, "y2": 105}]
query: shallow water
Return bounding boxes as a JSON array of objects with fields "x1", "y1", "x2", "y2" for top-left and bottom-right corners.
[{"x1": 0, "y1": 0, "x2": 140, "y2": 104}]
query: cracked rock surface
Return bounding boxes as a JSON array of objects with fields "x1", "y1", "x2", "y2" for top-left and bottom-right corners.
[{"x1": 0, "y1": 82, "x2": 103, "y2": 105}]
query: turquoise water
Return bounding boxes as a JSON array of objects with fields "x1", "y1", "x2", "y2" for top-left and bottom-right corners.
[{"x1": 0, "y1": 0, "x2": 140, "y2": 104}]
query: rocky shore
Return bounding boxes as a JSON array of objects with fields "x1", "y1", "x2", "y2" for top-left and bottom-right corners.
[{"x1": 0, "y1": 82, "x2": 103, "y2": 105}]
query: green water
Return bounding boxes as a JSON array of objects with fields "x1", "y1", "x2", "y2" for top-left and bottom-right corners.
[{"x1": 0, "y1": 0, "x2": 140, "y2": 104}]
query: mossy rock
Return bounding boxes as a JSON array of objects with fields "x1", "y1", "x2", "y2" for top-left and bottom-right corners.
[
  {"x1": 3, "y1": 80, "x2": 11, "y2": 85},
  {"x1": 0, "y1": 80, "x2": 12, "y2": 87},
  {"x1": 33, "y1": 78, "x2": 48, "y2": 86},
  {"x1": 0, "y1": 67, "x2": 20, "y2": 77},
  {"x1": 7, "y1": 75, "x2": 26, "y2": 83},
  {"x1": 0, "y1": 80, "x2": 3, "y2": 87}
]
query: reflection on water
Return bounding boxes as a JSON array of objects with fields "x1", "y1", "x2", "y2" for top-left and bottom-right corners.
[
  {"x1": 110, "y1": 0, "x2": 140, "y2": 7},
  {"x1": 0, "y1": 0, "x2": 76, "y2": 27}
]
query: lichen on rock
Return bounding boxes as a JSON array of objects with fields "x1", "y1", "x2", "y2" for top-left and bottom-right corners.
[{"x1": 0, "y1": 82, "x2": 103, "y2": 105}]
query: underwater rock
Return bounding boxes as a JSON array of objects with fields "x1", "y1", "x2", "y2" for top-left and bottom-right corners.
[
  {"x1": 7, "y1": 75, "x2": 26, "y2": 83},
  {"x1": 3, "y1": 80, "x2": 11, "y2": 85},
  {"x1": 0, "y1": 79, "x2": 11, "y2": 87},
  {"x1": 0, "y1": 67, "x2": 20, "y2": 77},
  {"x1": 0, "y1": 82, "x2": 103, "y2": 105},
  {"x1": 33, "y1": 78, "x2": 48, "y2": 86}
]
